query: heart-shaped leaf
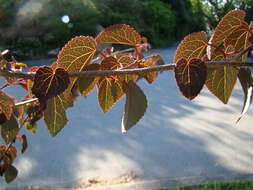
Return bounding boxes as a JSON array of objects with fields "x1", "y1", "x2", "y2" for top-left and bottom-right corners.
[
  {"x1": 206, "y1": 66, "x2": 238, "y2": 104},
  {"x1": 1, "y1": 116, "x2": 19, "y2": 144},
  {"x1": 224, "y1": 22, "x2": 250, "y2": 60},
  {"x1": 122, "y1": 82, "x2": 147, "y2": 133},
  {"x1": 32, "y1": 66, "x2": 70, "y2": 102},
  {"x1": 210, "y1": 10, "x2": 245, "y2": 47},
  {"x1": 0, "y1": 91, "x2": 15, "y2": 120},
  {"x1": 44, "y1": 95, "x2": 73, "y2": 137},
  {"x1": 207, "y1": 10, "x2": 245, "y2": 58},
  {"x1": 237, "y1": 68, "x2": 253, "y2": 122},
  {"x1": 98, "y1": 78, "x2": 124, "y2": 113},
  {"x1": 205, "y1": 47, "x2": 238, "y2": 104},
  {"x1": 174, "y1": 31, "x2": 208, "y2": 64},
  {"x1": 96, "y1": 24, "x2": 142, "y2": 46},
  {"x1": 4, "y1": 165, "x2": 18, "y2": 183},
  {"x1": 57, "y1": 36, "x2": 97, "y2": 91},
  {"x1": 175, "y1": 58, "x2": 207, "y2": 100}
]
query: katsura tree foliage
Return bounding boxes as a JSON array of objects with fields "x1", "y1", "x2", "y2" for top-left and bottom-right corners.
[{"x1": 0, "y1": 9, "x2": 253, "y2": 183}]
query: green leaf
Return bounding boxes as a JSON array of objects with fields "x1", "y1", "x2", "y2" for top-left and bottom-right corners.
[
  {"x1": 4, "y1": 165, "x2": 18, "y2": 183},
  {"x1": 122, "y1": 82, "x2": 147, "y2": 133},
  {"x1": 0, "y1": 146, "x2": 17, "y2": 165},
  {"x1": 174, "y1": 58, "x2": 207, "y2": 100},
  {"x1": 237, "y1": 68, "x2": 253, "y2": 122},
  {"x1": 78, "y1": 64, "x2": 100, "y2": 96},
  {"x1": 206, "y1": 66, "x2": 238, "y2": 104},
  {"x1": 44, "y1": 95, "x2": 73, "y2": 137},
  {"x1": 96, "y1": 24, "x2": 142, "y2": 46},
  {"x1": 0, "y1": 90, "x2": 15, "y2": 120},
  {"x1": 98, "y1": 78, "x2": 124, "y2": 113},
  {"x1": 174, "y1": 31, "x2": 208, "y2": 64},
  {"x1": 1, "y1": 116, "x2": 19, "y2": 144},
  {"x1": 32, "y1": 66, "x2": 70, "y2": 102}
]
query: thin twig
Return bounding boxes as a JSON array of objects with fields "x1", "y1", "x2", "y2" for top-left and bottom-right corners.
[
  {"x1": 15, "y1": 98, "x2": 38, "y2": 106},
  {"x1": 1, "y1": 60, "x2": 253, "y2": 79},
  {"x1": 0, "y1": 83, "x2": 9, "y2": 90}
]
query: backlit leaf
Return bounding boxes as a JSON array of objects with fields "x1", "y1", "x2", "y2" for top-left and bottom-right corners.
[
  {"x1": 174, "y1": 58, "x2": 207, "y2": 100},
  {"x1": 4, "y1": 165, "x2": 18, "y2": 183},
  {"x1": 100, "y1": 56, "x2": 120, "y2": 70},
  {"x1": 118, "y1": 54, "x2": 134, "y2": 67},
  {"x1": 139, "y1": 55, "x2": 164, "y2": 84},
  {"x1": 206, "y1": 66, "x2": 238, "y2": 104},
  {"x1": 44, "y1": 95, "x2": 73, "y2": 137},
  {"x1": 122, "y1": 81, "x2": 147, "y2": 133},
  {"x1": 117, "y1": 55, "x2": 138, "y2": 82},
  {"x1": 98, "y1": 78, "x2": 124, "y2": 113},
  {"x1": 0, "y1": 91, "x2": 15, "y2": 120},
  {"x1": 0, "y1": 146, "x2": 17, "y2": 165},
  {"x1": 174, "y1": 31, "x2": 208, "y2": 64},
  {"x1": 78, "y1": 64, "x2": 100, "y2": 96},
  {"x1": 32, "y1": 66, "x2": 70, "y2": 102},
  {"x1": 57, "y1": 36, "x2": 97, "y2": 90},
  {"x1": 224, "y1": 22, "x2": 250, "y2": 60},
  {"x1": 96, "y1": 24, "x2": 142, "y2": 46},
  {"x1": 210, "y1": 10, "x2": 245, "y2": 47},
  {"x1": 237, "y1": 68, "x2": 253, "y2": 122},
  {"x1": 205, "y1": 47, "x2": 238, "y2": 104},
  {"x1": 207, "y1": 10, "x2": 245, "y2": 58},
  {"x1": 1, "y1": 116, "x2": 19, "y2": 144}
]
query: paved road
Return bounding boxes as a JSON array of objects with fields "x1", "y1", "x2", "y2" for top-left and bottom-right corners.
[{"x1": 1, "y1": 45, "x2": 253, "y2": 189}]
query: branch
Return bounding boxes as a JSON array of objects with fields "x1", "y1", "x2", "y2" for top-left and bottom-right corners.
[{"x1": 1, "y1": 61, "x2": 253, "y2": 79}]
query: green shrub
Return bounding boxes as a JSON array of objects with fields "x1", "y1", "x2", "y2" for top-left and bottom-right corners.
[
  {"x1": 0, "y1": 0, "x2": 100, "y2": 58},
  {"x1": 142, "y1": 0, "x2": 176, "y2": 47}
]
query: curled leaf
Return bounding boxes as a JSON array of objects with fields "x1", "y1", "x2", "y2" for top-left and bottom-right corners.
[
  {"x1": 237, "y1": 68, "x2": 253, "y2": 123},
  {"x1": 174, "y1": 58, "x2": 207, "y2": 100},
  {"x1": 122, "y1": 82, "x2": 147, "y2": 133}
]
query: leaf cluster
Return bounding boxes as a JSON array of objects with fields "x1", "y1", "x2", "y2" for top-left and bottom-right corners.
[{"x1": 0, "y1": 10, "x2": 253, "y2": 183}]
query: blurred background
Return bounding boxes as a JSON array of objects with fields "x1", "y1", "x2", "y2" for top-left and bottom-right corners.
[{"x1": 0, "y1": 0, "x2": 252, "y2": 60}]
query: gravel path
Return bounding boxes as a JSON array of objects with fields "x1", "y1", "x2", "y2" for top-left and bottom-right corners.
[{"x1": 1, "y1": 45, "x2": 253, "y2": 189}]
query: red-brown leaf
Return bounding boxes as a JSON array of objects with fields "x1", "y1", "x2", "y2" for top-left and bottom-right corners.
[
  {"x1": 32, "y1": 66, "x2": 70, "y2": 102},
  {"x1": 174, "y1": 58, "x2": 207, "y2": 100}
]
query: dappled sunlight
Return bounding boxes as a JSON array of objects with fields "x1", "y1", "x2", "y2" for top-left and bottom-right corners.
[
  {"x1": 15, "y1": 156, "x2": 37, "y2": 179},
  {"x1": 71, "y1": 148, "x2": 142, "y2": 181}
]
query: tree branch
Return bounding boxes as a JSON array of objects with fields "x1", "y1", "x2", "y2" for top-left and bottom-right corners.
[{"x1": 0, "y1": 60, "x2": 253, "y2": 79}]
